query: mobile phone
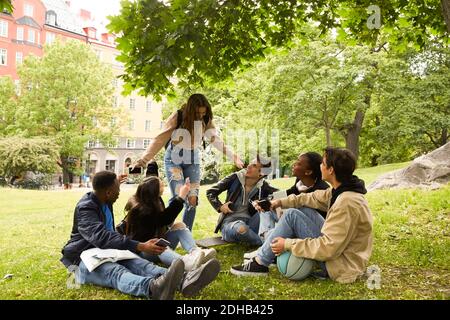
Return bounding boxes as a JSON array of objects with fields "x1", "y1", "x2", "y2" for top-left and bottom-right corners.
[
  {"x1": 128, "y1": 166, "x2": 142, "y2": 174},
  {"x1": 155, "y1": 238, "x2": 171, "y2": 247},
  {"x1": 258, "y1": 199, "x2": 272, "y2": 211}
]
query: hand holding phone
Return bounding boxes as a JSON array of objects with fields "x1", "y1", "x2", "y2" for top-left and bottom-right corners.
[
  {"x1": 258, "y1": 199, "x2": 272, "y2": 211},
  {"x1": 128, "y1": 166, "x2": 142, "y2": 174},
  {"x1": 155, "y1": 238, "x2": 171, "y2": 247}
]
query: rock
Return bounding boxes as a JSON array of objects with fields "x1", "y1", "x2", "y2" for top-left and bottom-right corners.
[{"x1": 368, "y1": 142, "x2": 450, "y2": 191}]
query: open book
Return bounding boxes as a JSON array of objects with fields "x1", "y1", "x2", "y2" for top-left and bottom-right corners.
[{"x1": 80, "y1": 248, "x2": 139, "y2": 272}]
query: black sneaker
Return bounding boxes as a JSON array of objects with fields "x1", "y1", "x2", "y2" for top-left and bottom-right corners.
[{"x1": 230, "y1": 258, "x2": 269, "y2": 276}]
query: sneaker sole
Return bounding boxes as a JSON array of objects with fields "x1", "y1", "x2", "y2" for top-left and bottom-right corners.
[
  {"x1": 182, "y1": 259, "x2": 220, "y2": 297},
  {"x1": 154, "y1": 259, "x2": 185, "y2": 300},
  {"x1": 201, "y1": 249, "x2": 217, "y2": 263},
  {"x1": 230, "y1": 267, "x2": 268, "y2": 277}
]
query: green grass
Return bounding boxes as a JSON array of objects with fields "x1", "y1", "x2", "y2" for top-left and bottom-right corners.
[{"x1": 0, "y1": 161, "x2": 449, "y2": 300}]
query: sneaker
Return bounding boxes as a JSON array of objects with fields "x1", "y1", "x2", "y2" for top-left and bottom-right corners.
[
  {"x1": 230, "y1": 258, "x2": 269, "y2": 277},
  {"x1": 182, "y1": 249, "x2": 205, "y2": 271},
  {"x1": 180, "y1": 258, "x2": 221, "y2": 297},
  {"x1": 149, "y1": 259, "x2": 185, "y2": 300},
  {"x1": 201, "y1": 248, "x2": 217, "y2": 262},
  {"x1": 243, "y1": 249, "x2": 258, "y2": 260}
]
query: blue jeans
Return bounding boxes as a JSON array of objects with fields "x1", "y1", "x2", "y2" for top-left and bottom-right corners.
[
  {"x1": 258, "y1": 210, "x2": 279, "y2": 239},
  {"x1": 76, "y1": 258, "x2": 167, "y2": 298},
  {"x1": 164, "y1": 144, "x2": 201, "y2": 231},
  {"x1": 256, "y1": 207, "x2": 326, "y2": 272},
  {"x1": 221, "y1": 214, "x2": 262, "y2": 246},
  {"x1": 140, "y1": 227, "x2": 198, "y2": 266}
]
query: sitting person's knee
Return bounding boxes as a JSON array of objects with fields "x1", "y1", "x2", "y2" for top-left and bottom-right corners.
[
  {"x1": 236, "y1": 224, "x2": 248, "y2": 234},
  {"x1": 188, "y1": 195, "x2": 198, "y2": 207},
  {"x1": 171, "y1": 222, "x2": 187, "y2": 231}
]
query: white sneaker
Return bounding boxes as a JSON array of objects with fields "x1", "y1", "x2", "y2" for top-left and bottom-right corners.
[
  {"x1": 201, "y1": 248, "x2": 217, "y2": 262},
  {"x1": 243, "y1": 250, "x2": 258, "y2": 260},
  {"x1": 182, "y1": 249, "x2": 205, "y2": 271}
]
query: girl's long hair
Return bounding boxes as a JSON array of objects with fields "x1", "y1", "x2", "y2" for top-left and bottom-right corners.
[
  {"x1": 181, "y1": 93, "x2": 213, "y2": 135},
  {"x1": 125, "y1": 177, "x2": 164, "y2": 232}
]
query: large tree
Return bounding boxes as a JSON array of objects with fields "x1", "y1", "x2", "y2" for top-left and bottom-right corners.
[
  {"x1": 11, "y1": 40, "x2": 124, "y2": 182},
  {"x1": 108, "y1": 0, "x2": 449, "y2": 98}
]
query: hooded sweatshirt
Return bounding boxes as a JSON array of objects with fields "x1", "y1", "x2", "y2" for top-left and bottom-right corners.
[{"x1": 280, "y1": 176, "x2": 373, "y2": 284}]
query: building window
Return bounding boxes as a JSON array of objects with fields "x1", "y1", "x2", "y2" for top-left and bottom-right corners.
[
  {"x1": 0, "y1": 49, "x2": 7, "y2": 66},
  {"x1": 145, "y1": 120, "x2": 152, "y2": 132},
  {"x1": 87, "y1": 140, "x2": 100, "y2": 148},
  {"x1": 16, "y1": 52, "x2": 23, "y2": 65},
  {"x1": 28, "y1": 29, "x2": 35, "y2": 43},
  {"x1": 25, "y1": 4, "x2": 34, "y2": 17},
  {"x1": 160, "y1": 121, "x2": 164, "y2": 129},
  {"x1": 128, "y1": 120, "x2": 134, "y2": 131},
  {"x1": 105, "y1": 160, "x2": 116, "y2": 172},
  {"x1": 46, "y1": 32, "x2": 55, "y2": 45},
  {"x1": 108, "y1": 139, "x2": 119, "y2": 148},
  {"x1": 112, "y1": 78, "x2": 118, "y2": 88},
  {"x1": 126, "y1": 139, "x2": 135, "y2": 149},
  {"x1": 0, "y1": 20, "x2": 8, "y2": 37},
  {"x1": 146, "y1": 100, "x2": 152, "y2": 112},
  {"x1": 46, "y1": 11, "x2": 57, "y2": 26},
  {"x1": 111, "y1": 117, "x2": 116, "y2": 127},
  {"x1": 129, "y1": 98, "x2": 135, "y2": 110},
  {"x1": 143, "y1": 139, "x2": 151, "y2": 149},
  {"x1": 16, "y1": 27, "x2": 24, "y2": 41}
]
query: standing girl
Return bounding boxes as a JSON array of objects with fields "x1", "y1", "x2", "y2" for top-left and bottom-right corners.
[{"x1": 134, "y1": 93, "x2": 244, "y2": 230}]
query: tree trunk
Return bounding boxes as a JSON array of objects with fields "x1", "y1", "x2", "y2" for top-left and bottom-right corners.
[
  {"x1": 325, "y1": 126, "x2": 332, "y2": 147},
  {"x1": 442, "y1": 0, "x2": 450, "y2": 33},
  {"x1": 440, "y1": 127, "x2": 448, "y2": 146},
  {"x1": 345, "y1": 110, "x2": 365, "y2": 159}
]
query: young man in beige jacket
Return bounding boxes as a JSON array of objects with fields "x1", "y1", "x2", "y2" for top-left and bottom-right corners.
[{"x1": 231, "y1": 147, "x2": 373, "y2": 283}]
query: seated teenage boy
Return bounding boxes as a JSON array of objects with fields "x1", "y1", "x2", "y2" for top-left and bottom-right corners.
[{"x1": 206, "y1": 156, "x2": 277, "y2": 246}]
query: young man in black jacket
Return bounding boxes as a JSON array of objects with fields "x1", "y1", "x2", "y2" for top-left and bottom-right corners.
[
  {"x1": 61, "y1": 171, "x2": 218, "y2": 300},
  {"x1": 206, "y1": 156, "x2": 278, "y2": 246}
]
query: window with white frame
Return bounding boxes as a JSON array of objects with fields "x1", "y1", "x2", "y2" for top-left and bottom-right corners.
[
  {"x1": 16, "y1": 52, "x2": 23, "y2": 65},
  {"x1": 129, "y1": 98, "x2": 135, "y2": 110},
  {"x1": 28, "y1": 29, "x2": 35, "y2": 43},
  {"x1": 111, "y1": 117, "x2": 116, "y2": 127},
  {"x1": 0, "y1": 20, "x2": 8, "y2": 37},
  {"x1": 105, "y1": 160, "x2": 116, "y2": 172},
  {"x1": 146, "y1": 100, "x2": 152, "y2": 112},
  {"x1": 88, "y1": 140, "x2": 100, "y2": 148},
  {"x1": 112, "y1": 78, "x2": 118, "y2": 88},
  {"x1": 24, "y1": 4, "x2": 34, "y2": 17},
  {"x1": 126, "y1": 139, "x2": 136, "y2": 149},
  {"x1": 46, "y1": 32, "x2": 55, "y2": 45},
  {"x1": 16, "y1": 27, "x2": 24, "y2": 41},
  {"x1": 0, "y1": 49, "x2": 7, "y2": 66},
  {"x1": 160, "y1": 121, "x2": 164, "y2": 129},
  {"x1": 128, "y1": 119, "x2": 134, "y2": 131},
  {"x1": 143, "y1": 139, "x2": 151, "y2": 149},
  {"x1": 145, "y1": 120, "x2": 151, "y2": 132}
]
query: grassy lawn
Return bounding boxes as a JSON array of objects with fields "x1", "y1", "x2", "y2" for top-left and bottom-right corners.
[{"x1": 0, "y1": 162, "x2": 449, "y2": 300}]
